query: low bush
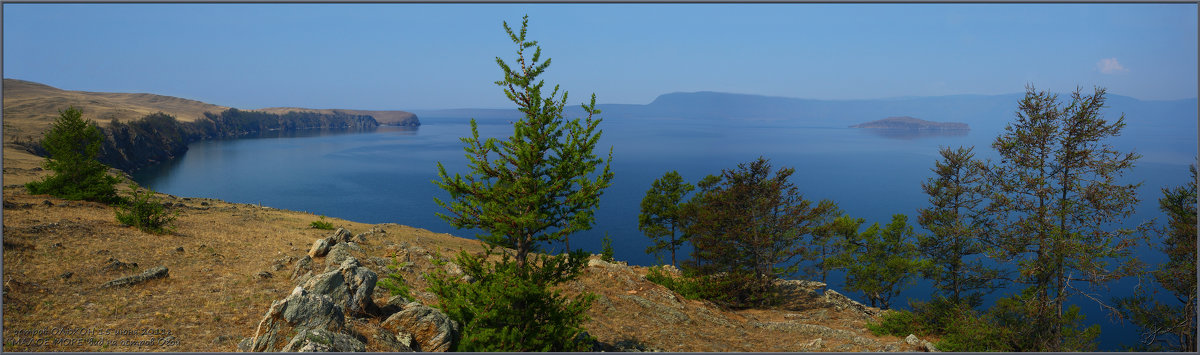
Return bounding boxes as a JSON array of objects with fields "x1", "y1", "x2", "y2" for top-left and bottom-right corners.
[
  {"x1": 309, "y1": 216, "x2": 335, "y2": 230},
  {"x1": 866, "y1": 309, "x2": 919, "y2": 336},
  {"x1": 600, "y1": 233, "x2": 615, "y2": 262},
  {"x1": 378, "y1": 258, "x2": 414, "y2": 300},
  {"x1": 114, "y1": 184, "x2": 176, "y2": 234},
  {"x1": 645, "y1": 266, "x2": 708, "y2": 301},
  {"x1": 426, "y1": 250, "x2": 596, "y2": 351}
]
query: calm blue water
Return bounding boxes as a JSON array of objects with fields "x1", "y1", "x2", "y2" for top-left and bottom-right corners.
[{"x1": 133, "y1": 116, "x2": 1193, "y2": 351}]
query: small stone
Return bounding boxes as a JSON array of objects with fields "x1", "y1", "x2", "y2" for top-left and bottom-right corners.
[
  {"x1": 59, "y1": 271, "x2": 73, "y2": 280},
  {"x1": 924, "y1": 341, "x2": 939, "y2": 352},
  {"x1": 905, "y1": 334, "x2": 921, "y2": 346},
  {"x1": 256, "y1": 271, "x2": 273, "y2": 279}
]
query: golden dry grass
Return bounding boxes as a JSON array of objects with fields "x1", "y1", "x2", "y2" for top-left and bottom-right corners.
[
  {"x1": 2, "y1": 184, "x2": 487, "y2": 352},
  {"x1": 2, "y1": 79, "x2": 230, "y2": 146}
]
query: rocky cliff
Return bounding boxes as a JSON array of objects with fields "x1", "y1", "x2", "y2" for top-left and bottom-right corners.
[{"x1": 88, "y1": 109, "x2": 379, "y2": 172}]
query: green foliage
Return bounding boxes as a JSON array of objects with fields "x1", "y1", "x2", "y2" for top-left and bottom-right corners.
[
  {"x1": 1115, "y1": 164, "x2": 1197, "y2": 352},
  {"x1": 25, "y1": 106, "x2": 121, "y2": 203},
  {"x1": 600, "y1": 233, "x2": 615, "y2": 262},
  {"x1": 917, "y1": 146, "x2": 1003, "y2": 307},
  {"x1": 114, "y1": 184, "x2": 177, "y2": 234},
  {"x1": 426, "y1": 249, "x2": 595, "y2": 352},
  {"x1": 829, "y1": 214, "x2": 930, "y2": 310},
  {"x1": 427, "y1": 15, "x2": 605, "y2": 352},
  {"x1": 639, "y1": 170, "x2": 694, "y2": 267},
  {"x1": 681, "y1": 157, "x2": 839, "y2": 308},
  {"x1": 378, "y1": 258, "x2": 414, "y2": 301},
  {"x1": 433, "y1": 15, "x2": 613, "y2": 266},
  {"x1": 988, "y1": 290, "x2": 1100, "y2": 351},
  {"x1": 866, "y1": 309, "x2": 919, "y2": 337},
  {"x1": 309, "y1": 216, "x2": 335, "y2": 230},
  {"x1": 986, "y1": 85, "x2": 1140, "y2": 351},
  {"x1": 868, "y1": 296, "x2": 1016, "y2": 352},
  {"x1": 644, "y1": 266, "x2": 707, "y2": 301}
]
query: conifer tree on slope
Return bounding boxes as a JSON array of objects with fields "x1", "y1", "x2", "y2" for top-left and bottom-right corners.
[
  {"x1": 639, "y1": 170, "x2": 694, "y2": 267},
  {"x1": 918, "y1": 146, "x2": 1004, "y2": 308},
  {"x1": 1114, "y1": 165, "x2": 1196, "y2": 351},
  {"x1": 429, "y1": 15, "x2": 613, "y2": 351},
  {"x1": 985, "y1": 85, "x2": 1142, "y2": 351}
]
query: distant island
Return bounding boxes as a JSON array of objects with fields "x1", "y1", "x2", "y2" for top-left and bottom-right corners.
[{"x1": 850, "y1": 116, "x2": 969, "y2": 131}]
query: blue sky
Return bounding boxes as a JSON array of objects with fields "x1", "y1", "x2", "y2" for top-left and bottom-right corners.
[{"x1": 3, "y1": 3, "x2": 1196, "y2": 110}]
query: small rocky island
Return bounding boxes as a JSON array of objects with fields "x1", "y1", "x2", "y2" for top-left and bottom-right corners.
[{"x1": 850, "y1": 116, "x2": 969, "y2": 131}]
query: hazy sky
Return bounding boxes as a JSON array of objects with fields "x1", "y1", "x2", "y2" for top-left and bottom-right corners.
[{"x1": 3, "y1": 3, "x2": 1196, "y2": 110}]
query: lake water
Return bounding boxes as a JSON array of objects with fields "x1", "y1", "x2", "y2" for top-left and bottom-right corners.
[{"x1": 133, "y1": 115, "x2": 1194, "y2": 351}]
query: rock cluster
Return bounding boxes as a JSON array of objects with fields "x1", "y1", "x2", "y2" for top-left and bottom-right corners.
[{"x1": 241, "y1": 228, "x2": 459, "y2": 352}]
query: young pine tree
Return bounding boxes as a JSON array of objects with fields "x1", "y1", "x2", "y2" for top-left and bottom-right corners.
[
  {"x1": 639, "y1": 170, "x2": 694, "y2": 267},
  {"x1": 1114, "y1": 164, "x2": 1197, "y2": 352},
  {"x1": 428, "y1": 15, "x2": 612, "y2": 351},
  {"x1": 985, "y1": 85, "x2": 1142, "y2": 351},
  {"x1": 917, "y1": 146, "x2": 1003, "y2": 307},
  {"x1": 26, "y1": 106, "x2": 121, "y2": 203},
  {"x1": 830, "y1": 214, "x2": 930, "y2": 310}
]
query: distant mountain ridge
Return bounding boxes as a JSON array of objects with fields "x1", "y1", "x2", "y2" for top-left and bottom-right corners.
[{"x1": 850, "y1": 116, "x2": 969, "y2": 130}]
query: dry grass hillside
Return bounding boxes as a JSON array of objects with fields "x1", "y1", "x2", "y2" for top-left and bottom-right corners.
[
  {"x1": 1, "y1": 162, "x2": 933, "y2": 352},
  {"x1": 2, "y1": 79, "x2": 230, "y2": 142}
]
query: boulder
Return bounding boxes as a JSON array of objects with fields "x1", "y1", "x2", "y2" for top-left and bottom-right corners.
[
  {"x1": 280, "y1": 328, "x2": 366, "y2": 352},
  {"x1": 380, "y1": 302, "x2": 460, "y2": 352},
  {"x1": 248, "y1": 287, "x2": 345, "y2": 352},
  {"x1": 905, "y1": 334, "x2": 921, "y2": 346},
  {"x1": 301, "y1": 257, "x2": 379, "y2": 317},
  {"x1": 291, "y1": 255, "x2": 313, "y2": 280},
  {"x1": 100, "y1": 266, "x2": 168, "y2": 288},
  {"x1": 331, "y1": 228, "x2": 353, "y2": 244},
  {"x1": 308, "y1": 238, "x2": 331, "y2": 258},
  {"x1": 324, "y1": 243, "x2": 353, "y2": 271}
]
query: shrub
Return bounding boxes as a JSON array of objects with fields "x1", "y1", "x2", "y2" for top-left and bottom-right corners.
[
  {"x1": 644, "y1": 266, "x2": 706, "y2": 301},
  {"x1": 378, "y1": 258, "x2": 414, "y2": 301},
  {"x1": 26, "y1": 106, "x2": 121, "y2": 203},
  {"x1": 600, "y1": 233, "x2": 615, "y2": 262},
  {"x1": 309, "y1": 216, "x2": 335, "y2": 230},
  {"x1": 114, "y1": 184, "x2": 176, "y2": 234},
  {"x1": 426, "y1": 250, "x2": 595, "y2": 351},
  {"x1": 867, "y1": 309, "x2": 919, "y2": 337}
]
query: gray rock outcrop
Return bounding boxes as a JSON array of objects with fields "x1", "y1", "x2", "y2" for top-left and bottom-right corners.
[
  {"x1": 248, "y1": 287, "x2": 345, "y2": 352},
  {"x1": 823, "y1": 289, "x2": 881, "y2": 317},
  {"x1": 280, "y1": 328, "x2": 366, "y2": 352},
  {"x1": 100, "y1": 266, "x2": 168, "y2": 288},
  {"x1": 380, "y1": 302, "x2": 460, "y2": 352},
  {"x1": 301, "y1": 257, "x2": 379, "y2": 317}
]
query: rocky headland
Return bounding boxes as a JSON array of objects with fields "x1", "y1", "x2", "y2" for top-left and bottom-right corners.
[{"x1": 850, "y1": 116, "x2": 969, "y2": 131}]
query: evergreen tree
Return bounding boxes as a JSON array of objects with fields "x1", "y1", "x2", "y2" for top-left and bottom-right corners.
[
  {"x1": 985, "y1": 85, "x2": 1142, "y2": 351},
  {"x1": 917, "y1": 146, "x2": 1003, "y2": 307},
  {"x1": 682, "y1": 157, "x2": 839, "y2": 308},
  {"x1": 26, "y1": 106, "x2": 121, "y2": 203},
  {"x1": 433, "y1": 15, "x2": 613, "y2": 267},
  {"x1": 830, "y1": 214, "x2": 930, "y2": 310},
  {"x1": 1114, "y1": 164, "x2": 1196, "y2": 351},
  {"x1": 639, "y1": 170, "x2": 694, "y2": 267},
  {"x1": 428, "y1": 15, "x2": 611, "y2": 351}
]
